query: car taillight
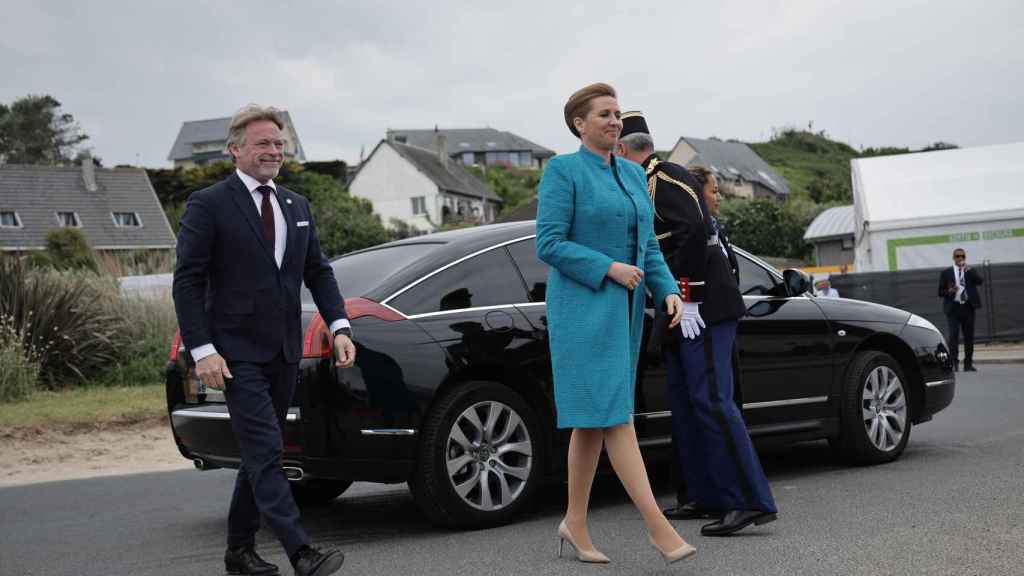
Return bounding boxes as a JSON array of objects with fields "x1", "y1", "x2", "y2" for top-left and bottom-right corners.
[
  {"x1": 303, "y1": 313, "x2": 333, "y2": 359},
  {"x1": 169, "y1": 330, "x2": 182, "y2": 362},
  {"x1": 302, "y1": 298, "x2": 403, "y2": 359}
]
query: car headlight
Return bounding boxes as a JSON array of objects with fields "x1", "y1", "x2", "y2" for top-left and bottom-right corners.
[{"x1": 906, "y1": 313, "x2": 941, "y2": 334}]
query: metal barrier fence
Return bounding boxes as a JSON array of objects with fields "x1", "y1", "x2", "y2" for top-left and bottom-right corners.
[{"x1": 828, "y1": 262, "x2": 1024, "y2": 343}]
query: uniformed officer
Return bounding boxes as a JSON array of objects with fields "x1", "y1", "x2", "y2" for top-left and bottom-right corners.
[{"x1": 615, "y1": 112, "x2": 778, "y2": 536}]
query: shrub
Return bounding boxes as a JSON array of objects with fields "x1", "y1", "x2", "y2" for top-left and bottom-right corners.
[
  {"x1": 0, "y1": 258, "x2": 127, "y2": 388},
  {"x1": 94, "y1": 295, "x2": 177, "y2": 387},
  {"x1": 0, "y1": 315, "x2": 41, "y2": 402},
  {"x1": 45, "y1": 227, "x2": 98, "y2": 271}
]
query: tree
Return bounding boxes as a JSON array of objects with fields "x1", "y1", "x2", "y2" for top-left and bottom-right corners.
[
  {"x1": 719, "y1": 198, "x2": 817, "y2": 260},
  {"x1": 0, "y1": 95, "x2": 89, "y2": 164}
]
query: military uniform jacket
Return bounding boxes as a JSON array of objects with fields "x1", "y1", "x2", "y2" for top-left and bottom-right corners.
[{"x1": 642, "y1": 155, "x2": 746, "y2": 326}]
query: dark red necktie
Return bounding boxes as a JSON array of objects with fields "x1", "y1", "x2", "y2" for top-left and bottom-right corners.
[{"x1": 257, "y1": 185, "x2": 275, "y2": 246}]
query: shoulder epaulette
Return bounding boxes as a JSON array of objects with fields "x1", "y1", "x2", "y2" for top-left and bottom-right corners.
[{"x1": 646, "y1": 161, "x2": 703, "y2": 221}]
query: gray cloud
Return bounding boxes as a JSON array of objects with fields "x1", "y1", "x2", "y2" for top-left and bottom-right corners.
[{"x1": 3, "y1": 0, "x2": 1021, "y2": 167}]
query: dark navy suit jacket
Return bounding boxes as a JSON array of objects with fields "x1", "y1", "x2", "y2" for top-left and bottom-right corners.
[
  {"x1": 938, "y1": 266, "x2": 983, "y2": 316},
  {"x1": 172, "y1": 173, "x2": 347, "y2": 364}
]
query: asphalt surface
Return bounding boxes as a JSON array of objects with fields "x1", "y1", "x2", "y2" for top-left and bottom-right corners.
[{"x1": 2, "y1": 365, "x2": 1022, "y2": 576}]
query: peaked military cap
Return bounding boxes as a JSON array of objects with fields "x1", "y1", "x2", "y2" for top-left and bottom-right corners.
[{"x1": 620, "y1": 111, "x2": 651, "y2": 139}]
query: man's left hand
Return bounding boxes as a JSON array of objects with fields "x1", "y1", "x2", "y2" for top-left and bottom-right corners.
[{"x1": 334, "y1": 334, "x2": 356, "y2": 368}]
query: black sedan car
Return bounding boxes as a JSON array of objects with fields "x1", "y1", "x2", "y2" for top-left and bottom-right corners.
[{"x1": 166, "y1": 220, "x2": 955, "y2": 528}]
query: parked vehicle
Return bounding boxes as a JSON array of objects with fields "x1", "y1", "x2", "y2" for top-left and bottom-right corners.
[{"x1": 166, "y1": 221, "x2": 955, "y2": 528}]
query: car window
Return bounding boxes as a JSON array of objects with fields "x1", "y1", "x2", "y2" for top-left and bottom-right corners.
[
  {"x1": 736, "y1": 252, "x2": 778, "y2": 296},
  {"x1": 301, "y1": 243, "x2": 441, "y2": 302},
  {"x1": 389, "y1": 247, "x2": 529, "y2": 315},
  {"x1": 506, "y1": 238, "x2": 547, "y2": 302}
]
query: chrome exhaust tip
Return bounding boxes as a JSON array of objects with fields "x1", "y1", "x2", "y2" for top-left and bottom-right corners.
[
  {"x1": 193, "y1": 458, "x2": 207, "y2": 470},
  {"x1": 283, "y1": 466, "x2": 304, "y2": 481}
]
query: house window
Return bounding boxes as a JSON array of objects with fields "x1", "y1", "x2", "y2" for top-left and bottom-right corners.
[
  {"x1": 0, "y1": 211, "x2": 21, "y2": 228},
  {"x1": 112, "y1": 212, "x2": 142, "y2": 227},
  {"x1": 411, "y1": 197, "x2": 427, "y2": 215},
  {"x1": 842, "y1": 236, "x2": 854, "y2": 250},
  {"x1": 56, "y1": 211, "x2": 81, "y2": 227}
]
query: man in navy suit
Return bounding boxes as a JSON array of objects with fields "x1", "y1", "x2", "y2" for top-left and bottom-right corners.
[
  {"x1": 173, "y1": 105, "x2": 353, "y2": 576},
  {"x1": 938, "y1": 248, "x2": 983, "y2": 371}
]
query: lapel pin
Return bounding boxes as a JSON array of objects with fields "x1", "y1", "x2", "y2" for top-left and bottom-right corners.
[{"x1": 286, "y1": 198, "x2": 293, "y2": 205}]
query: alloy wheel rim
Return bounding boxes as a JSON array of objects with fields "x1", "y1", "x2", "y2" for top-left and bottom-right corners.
[
  {"x1": 445, "y1": 400, "x2": 533, "y2": 511},
  {"x1": 861, "y1": 365, "x2": 908, "y2": 452}
]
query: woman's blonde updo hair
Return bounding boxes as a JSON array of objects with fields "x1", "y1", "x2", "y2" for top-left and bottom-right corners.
[{"x1": 563, "y1": 83, "x2": 617, "y2": 138}]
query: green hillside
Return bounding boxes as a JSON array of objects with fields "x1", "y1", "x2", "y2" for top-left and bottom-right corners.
[{"x1": 750, "y1": 130, "x2": 861, "y2": 204}]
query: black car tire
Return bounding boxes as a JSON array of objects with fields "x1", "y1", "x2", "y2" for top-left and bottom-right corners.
[
  {"x1": 410, "y1": 381, "x2": 543, "y2": 529},
  {"x1": 837, "y1": 351, "x2": 912, "y2": 465},
  {"x1": 290, "y1": 479, "x2": 353, "y2": 506}
]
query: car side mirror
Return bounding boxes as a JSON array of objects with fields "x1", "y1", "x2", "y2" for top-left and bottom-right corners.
[{"x1": 782, "y1": 268, "x2": 811, "y2": 296}]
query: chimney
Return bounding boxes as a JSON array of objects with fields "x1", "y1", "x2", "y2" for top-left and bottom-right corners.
[
  {"x1": 81, "y1": 153, "x2": 98, "y2": 192},
  {"x1": 434, "y1": 126, "x2": 448, "y2": 169}
]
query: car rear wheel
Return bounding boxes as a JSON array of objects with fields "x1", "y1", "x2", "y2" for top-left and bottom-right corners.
[
  {"x1": 291, "y1": 479, "x2": 352, "y2": 506},
  {"x1": 837, "y1": 351, "x2": 911, "y2": 464},
  {"x1": 410, "y1": 381, "x2": 543, "y2": 528}
]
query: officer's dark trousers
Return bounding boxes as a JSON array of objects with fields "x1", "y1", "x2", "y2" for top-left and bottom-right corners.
[
  {"x1": 945, "y1": 303, "x2": 976, "y2": 367},
  {"x1": 224, "y1": 354, "x2": 310, "y2": 557},
  {"x1": 665, "y1": 320, "x2": 777, "y2": 513}
]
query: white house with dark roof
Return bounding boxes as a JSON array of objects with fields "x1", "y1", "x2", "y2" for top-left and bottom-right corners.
[
  {"x1": 0, "y1": 161, "x2": 175, "y2": 252},
  {"x1": 167, "y1": 112, "x2": 305, "y2": 168},
  {"x1": 668, "y1": 137, "x2": 790, "y2": 200},
  {"x1": 349, "y1": 137, "x2": 502, "y2": 233},
  {"x1": 385, "y1": 127, "x2": 554, "y2": 170}
]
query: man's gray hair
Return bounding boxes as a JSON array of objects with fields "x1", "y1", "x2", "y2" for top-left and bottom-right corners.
[
  {"x1": 620, "y1": 132, "x2": 655, "y2": 153},
  {"x1": 225, "y1": 104, "x2": 285, "y2": 156}
]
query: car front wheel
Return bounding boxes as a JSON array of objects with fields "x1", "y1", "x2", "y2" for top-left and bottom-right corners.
[
  {"x1": 837, "y1": 351, "x2": 912, "y2": 464},
  {"x1": 410, "y1": 381, "x2": 543, "y2": 528}
]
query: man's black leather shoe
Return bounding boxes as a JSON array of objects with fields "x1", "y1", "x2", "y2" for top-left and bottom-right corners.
[
  {"x1": 701, "y1": 510, "x2": 777, "y2": 536},
  {"x1": 663, "y1": 501, "x2": 722, "y2": 520},
  {"x1": 225, "y1": 546, "x2": 279, "y2": 576},
  {"x1": 293, "y1": 546, "x2": 345, "y2": 576},
  {"x1": 964, "y1": 365, "x2": 977, "y2": 372}
]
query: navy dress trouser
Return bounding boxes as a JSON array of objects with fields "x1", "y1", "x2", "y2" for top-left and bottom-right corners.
[
  {"x1": 224, "y1": 355, "x2": 309, "y2": 557},
  {"x1": 665, "y1": 320, "x2": 777, "y2": 513}
]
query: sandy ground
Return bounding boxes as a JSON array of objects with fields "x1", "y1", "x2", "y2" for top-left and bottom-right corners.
[{"x1": 0, "y1": 418, "x2": 191, "y2": 488}]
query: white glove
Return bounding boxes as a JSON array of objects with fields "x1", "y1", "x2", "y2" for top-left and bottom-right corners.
[{"x1": 679, "y1": 302, "x2": 705, "y2": 339}]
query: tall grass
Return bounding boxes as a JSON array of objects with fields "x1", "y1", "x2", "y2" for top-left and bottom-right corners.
[
  {"x1": 0, "y1": 314, "x2": 41, "y2": 402},
  {"x1": 94, "y1": 294, "x2": 177, "y2": 387},
  {"x1": 0, "y1": 258, "x2": 128, "y2": 389}
]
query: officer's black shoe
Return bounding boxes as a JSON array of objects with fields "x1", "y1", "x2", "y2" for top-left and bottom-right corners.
[
  {"x1": 663, "y1": 501, "x2": 722, "y2": 520},
  {"x1": 292, "y1": 546, "x2": 345, "y2": 576},
  {"x1": 964, "y1": 364, "x2": 977, "y2": 372},
  {"x1": 225, "y1": 546, "x2": 279, "y2": 576},
  {"x1": 700, "y1": 510, "x2": 777, "y2": 537}
]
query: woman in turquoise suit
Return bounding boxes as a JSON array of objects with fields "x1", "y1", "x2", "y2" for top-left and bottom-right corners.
[{"x1": 537, "y1": 82, "x2": 696, "y2": 566}]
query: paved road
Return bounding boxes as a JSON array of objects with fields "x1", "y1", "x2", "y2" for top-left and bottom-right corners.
[{"x1": 3, "y1": 366, "x2": 1021, "y2": 576}]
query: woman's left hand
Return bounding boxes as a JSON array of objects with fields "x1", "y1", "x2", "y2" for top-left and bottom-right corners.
[{"x1": 664, "y1": 294, "x2": 684, "y2": 328}]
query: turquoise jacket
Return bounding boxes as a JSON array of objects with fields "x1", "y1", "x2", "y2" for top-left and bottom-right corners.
[{"x1": 536, "y1": 146, "x2": 679, "y2": 428}]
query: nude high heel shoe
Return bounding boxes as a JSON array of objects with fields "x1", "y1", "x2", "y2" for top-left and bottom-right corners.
[
  {"x1": 648, "y1": 536, "x2": 697, "y2": 565},
  {"x1": 557, "y1": 520, "x2": 611, "y2": 563}
]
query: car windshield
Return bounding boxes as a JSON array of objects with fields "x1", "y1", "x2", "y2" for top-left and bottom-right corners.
[{"x1": 301, "y1": 243, "x2": 442, "y2": 301}]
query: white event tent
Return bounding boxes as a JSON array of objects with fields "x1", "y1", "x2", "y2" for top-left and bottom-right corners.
[{"x1": 851, "y1": 142, "x2": 1024, "y2": 272}]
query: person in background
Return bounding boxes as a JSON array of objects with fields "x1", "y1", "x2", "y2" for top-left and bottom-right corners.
[
  {"x1": 938, "y1": 248, "x2": 983, "y2": 371},
  {"x1": 536, "y1": 83, "x2": 695, "y2": 566},
  {"x1": 615, "y1": 114, "x2": 777, "y2": 537},
  {"x1": 816, "y1": 278, "x2": 841, "y2": 298}
]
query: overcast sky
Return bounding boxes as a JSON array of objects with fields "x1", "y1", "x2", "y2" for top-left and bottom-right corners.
[{"x1": 3, "y1": 1, "x2": 1021, "y2": 167}]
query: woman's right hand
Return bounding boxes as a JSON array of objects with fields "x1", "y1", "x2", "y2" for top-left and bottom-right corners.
[{"x1": 607, "y1": 262, "x2": 644, "y2": 290}]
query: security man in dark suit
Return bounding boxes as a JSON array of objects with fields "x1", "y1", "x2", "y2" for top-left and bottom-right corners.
[
  {"x1": 173, "y1": 105, "x2": 351, "y2": 576},
  {"x1": 938, "y1": 247, "x2": 983, "y2": 371},
  {"x1": 615, "y1": 112, "x2": 777, "y2": 537}
]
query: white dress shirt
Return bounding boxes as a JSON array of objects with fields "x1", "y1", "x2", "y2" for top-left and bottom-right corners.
[
  {"x1": 953, "y1": 265, "x2": 967, "y2": 303},
  {"x1": 190, "y1": 169, "x2": 351, "y2": 363}
]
